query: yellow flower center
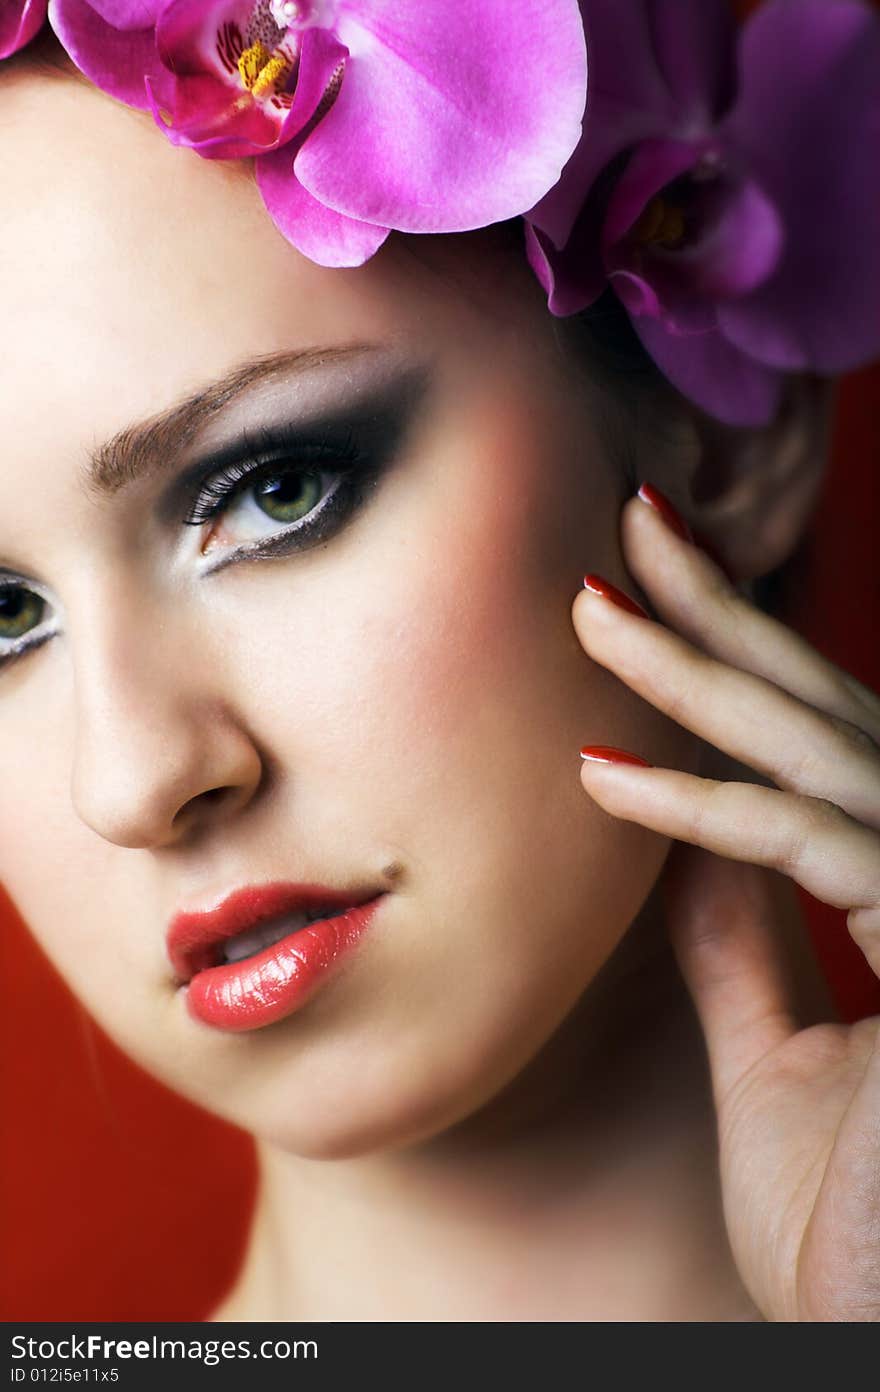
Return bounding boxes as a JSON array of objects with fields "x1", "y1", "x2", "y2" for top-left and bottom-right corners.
[
  {"x1": 633, "y1": 196, "x2": 686, "y2": 249},
  {"x1": 237, "y1": 39, "x2": 293, "y2": 99}
]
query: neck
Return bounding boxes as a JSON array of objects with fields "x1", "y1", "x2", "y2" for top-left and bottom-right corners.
[{"x1": 212, "y1": 888, "x2": 758, "y2": 1321}]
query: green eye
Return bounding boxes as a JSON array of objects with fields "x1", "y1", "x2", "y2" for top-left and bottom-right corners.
[
  {"x1": 0, "y1": 585, "x2": 45, "y2": 642},
  {"x1": 253, "y1": 469, "x2": 324, "y2": 524}
]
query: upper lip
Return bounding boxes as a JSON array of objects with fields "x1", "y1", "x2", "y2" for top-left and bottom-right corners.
[{"x1": 167, "y1": 882, "x2": 384, "y2": 983}]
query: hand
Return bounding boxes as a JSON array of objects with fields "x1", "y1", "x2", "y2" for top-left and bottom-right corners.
[{"x1": 572, "y1": 484, "x2": 880, "y2": 1323}]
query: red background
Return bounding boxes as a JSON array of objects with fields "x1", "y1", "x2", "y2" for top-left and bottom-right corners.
[{"x1": 2, "y1": 0, "x2": 879, "y2": 1322}]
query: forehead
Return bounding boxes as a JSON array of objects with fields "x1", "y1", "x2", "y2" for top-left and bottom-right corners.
[
  {"x1": 2, "y1": 76, "x2": 511, "y2": 465},
  {"x1": 0, "y1": 74, "x2": 566, "y2": 554}
]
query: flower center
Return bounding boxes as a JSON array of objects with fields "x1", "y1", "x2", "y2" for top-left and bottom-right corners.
[
  {"x1": 237, "y1": 37, "x2": 293, "y2": 98},
  {"x1": 224, "y1": 0, "x2": 338, "y2": 104},
  {"x1": 268, "y1": 0, "x2": 337, "y2": 30},
  {"x1": 633, "y1": 195, "x2": 686, "y2": 249}
]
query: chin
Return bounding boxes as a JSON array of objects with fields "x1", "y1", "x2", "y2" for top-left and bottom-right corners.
[{"x1": 238, "y1": 1035, "x2": 539, "y2": 1161}]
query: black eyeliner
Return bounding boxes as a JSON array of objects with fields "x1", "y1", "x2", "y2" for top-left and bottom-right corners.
[
  {"x1": 0, "y1": 369, "x2": 429, "y2": 669},
  {"x1": 178, "y1": 427, "x2": 364, "y2": 527},
  {"x1": 162, "y1": 370, "x2": 429, "y2": 531},
  {"x1": 194, "y1": 468, "x2": 383, "y2": 577},
  {"x1": 0, "y1": 575, "x2": 56, "y2": 669}
]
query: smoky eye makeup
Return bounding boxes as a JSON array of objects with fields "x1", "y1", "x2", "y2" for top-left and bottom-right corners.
[
  {"x1": 0, "y1": 362, "x2": 430, "y2": 673},
  {"x1": 163, "y1": 368, "x2": 430, "y2": 576}
]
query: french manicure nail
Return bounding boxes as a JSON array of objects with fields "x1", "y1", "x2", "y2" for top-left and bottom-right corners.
[
  {"x1": 583, "y1": 574, "x2": 650, "y2": 620},
  {"x1": 579, "y1": 746, "x2": 652, "y2": 767},
  {"x1": 636, "y1": 482, "x2": 694, "y2": 544}
]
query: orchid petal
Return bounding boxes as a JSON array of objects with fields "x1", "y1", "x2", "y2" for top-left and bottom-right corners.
[
  {"x1": 611, "y1": 272, "x2": 719, "y2": 334},
  {"x1": 633, "y1": 312, "x2": 782, "y2": 427},
  {"x1": 257, "y1": 147, "x2": 389, "y2": 267},
  {"x1": 527, "y1": 101, "x2": 658, "y2": 254},
  {"x1": 153, "y1": 0, "x2": 228, "y2": 75},
  {"x1": 273, "y1": 25, "x2": 347, "y2": 145},
  {"x1": 1, "y1": 0, "x2": 47, "y2": 57},
  {"x1": 85, "y1": 0, "x2": 161, "y2": 30},
  {"x1": 294, "y1": 0, "x2": 587, "y2": 232},
  {"x1": 146, "y1": 69, "x2": 280, "y2": 157},
  {"x1": 528, "y1": 0, "x2": 672, "y2": 251},
  {"x1": 609, "y1": 270, "x2": 661, "y2": 320},
  {"x1": 524, "y1": 225, "x2": 556, "y2": 305},
  {"x1": 688, "y1": 177, "x2": 784, "y2": 300},
  {"x1": 720, "y1": 0, "x2": 880, "y2": 373},
  {"x1": 525, "y1": 214, "x2": 605, "y2": 317},
  {"x1": 646, "y1": 0, "x2": 736, "y2": 121},
  {"x1": 49, "y1": 0, "x2": 158, "y2": 108}
]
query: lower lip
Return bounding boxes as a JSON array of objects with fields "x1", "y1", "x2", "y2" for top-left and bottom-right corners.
[{"x1": 183, "y1": 896, "x2": 386, "y2": 1032}]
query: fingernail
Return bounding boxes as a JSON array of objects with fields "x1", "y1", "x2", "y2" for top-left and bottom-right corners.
[
  {"x1": 583, "y1": 574, "x2": 649, "y2": 620},
  {"x1": 636, "y1": 482, "x2": 694, "y2": 544},
  {"x1": 579, "y1": 746, "x2": 652, "y2": 767}
]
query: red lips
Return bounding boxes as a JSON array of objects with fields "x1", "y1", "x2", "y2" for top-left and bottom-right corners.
[{"x1": 167, "y1": 882, "x2": 387, "y2": 1032}]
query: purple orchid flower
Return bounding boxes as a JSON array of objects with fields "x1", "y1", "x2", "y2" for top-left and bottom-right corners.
[
  {"x1": 526, "y1": 0, "x2": 880, "y2": 426},
  {"x1": 1, "y1": 0, "x2": 48, "y2": 56},
  {"x1": 48, "y1": 0, "x2": 588, "y2": 269}
]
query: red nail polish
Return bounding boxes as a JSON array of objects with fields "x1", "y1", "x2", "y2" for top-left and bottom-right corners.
[
  {"x1": 579, "y1": 746, "x2": 652, "y2": 767},
  {"x1": 636, "y1": 482, "x2": 694, "y2": 544},
  {"x1": 583, "y1": 574, "x2": 649, "y2": 620}
]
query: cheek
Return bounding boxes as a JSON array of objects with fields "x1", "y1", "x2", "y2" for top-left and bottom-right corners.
[
  {"x1": 232, "y1": 402, "x2": 669, "y2": 951},
  {"x1": 237, "y1": 421, "x2": 578, "y2": 797},
  {"x1": 0, "y1": 662, "x2": 152, "y2": 1011},
  {"x1": 0, "y1": 690, "x2": 89, "y2": 907}
]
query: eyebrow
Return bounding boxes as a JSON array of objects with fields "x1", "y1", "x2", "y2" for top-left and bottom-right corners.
[{"x1": 80, "y1": 344, "x2": 381, "y2": 500}]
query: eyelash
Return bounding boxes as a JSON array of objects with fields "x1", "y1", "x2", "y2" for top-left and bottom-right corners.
[
  {"x1": 181, "y1": 428, "x2": 370, "y2": 548},
  {"x1": 0, "y1": 580, "x2": 57, "y2": 671},
  {"x1": 0, "y1": 428, "x2": 382, "y2": 671}
]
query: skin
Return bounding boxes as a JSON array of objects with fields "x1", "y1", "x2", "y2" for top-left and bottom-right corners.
[{"x1": 2, "y1": 73, "x2": 879, "y2": 1321}]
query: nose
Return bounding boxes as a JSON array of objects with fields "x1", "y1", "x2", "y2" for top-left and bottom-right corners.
[{"x1": 69, "y1": 596, "x2": 263, "y2": 850}]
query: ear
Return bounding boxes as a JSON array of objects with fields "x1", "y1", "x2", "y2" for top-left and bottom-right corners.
[{"x1": 674, "y1": 375, "x2": 836, "y2": 582}]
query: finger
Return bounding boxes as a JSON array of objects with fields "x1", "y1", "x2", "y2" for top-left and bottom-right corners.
[
  {"x1": 799, "y1": 1022, "x2": 880, "y2": 1321},
  {"x1": 662, "y1": 844, "x2": 800, "y2": 1112},
  {"x1": 620, "y1": 486, "x2": 880, "y2": 744},
  {"x1": 573, "y1": 581, "x2": 880, "y2": 830},
  {"x1": 578, "y1": 757, "x2": 880, "y2": 974}
]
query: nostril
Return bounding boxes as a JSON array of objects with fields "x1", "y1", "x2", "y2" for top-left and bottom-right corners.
[
  {"x1": 70, "y1": 690, "x2": 265, "y2": 848},
  {"x1": 172, "y1": 785, "x2": 232, "y2": 829},
  {"x1": 200, "y1": 787, "x2": 228, "y2": 804}
]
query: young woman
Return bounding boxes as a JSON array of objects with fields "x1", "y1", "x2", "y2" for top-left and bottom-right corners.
[{"x1": 2, "y1": 1, "x2": 879, "y2": 1320}]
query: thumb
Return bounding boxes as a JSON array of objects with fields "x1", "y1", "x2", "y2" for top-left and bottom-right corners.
[{"x1": 662, "y1": 844, "x2": 801, "y2": 1112}]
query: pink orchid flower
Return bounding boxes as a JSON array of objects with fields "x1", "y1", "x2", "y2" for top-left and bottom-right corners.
[
  {"x1": 48, "y1": 0, "x2": 588, "y2": 268},
  {"x1": 1, "y1": 0, "x2": 48, "y2": 56}
]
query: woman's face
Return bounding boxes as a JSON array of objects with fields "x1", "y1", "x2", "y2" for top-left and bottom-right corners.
[{"x1": 0, "y1": 75, "x2": 689, "y2": 1157}]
